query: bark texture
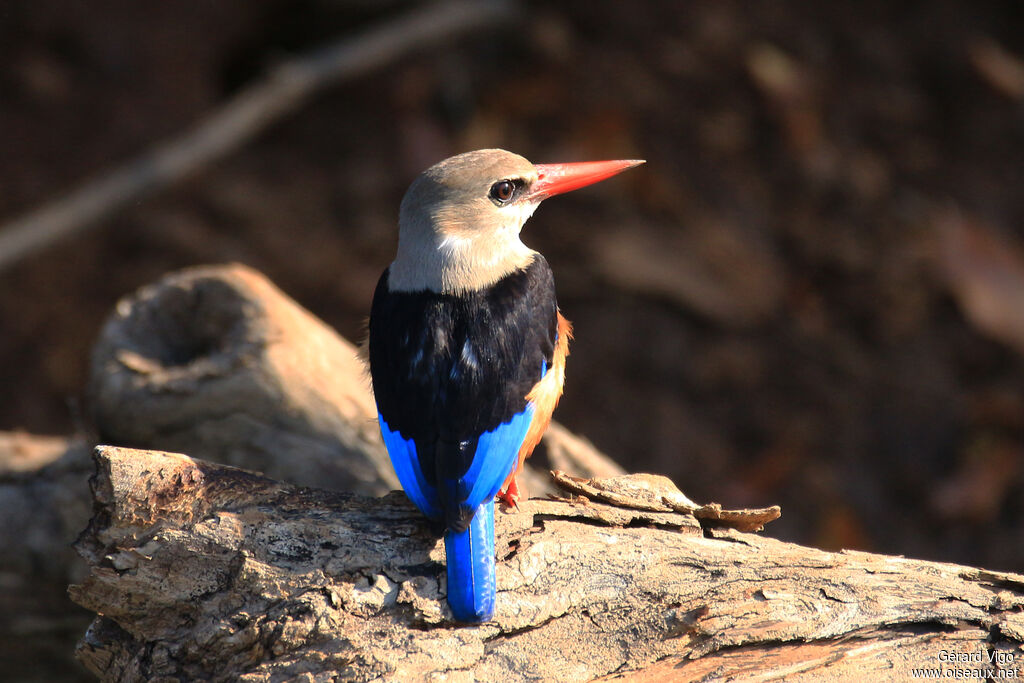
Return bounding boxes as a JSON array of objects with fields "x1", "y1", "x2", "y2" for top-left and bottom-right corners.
[
  {"x1": 88, "y1": 262, "x2": 396, "y2": 495},
  {"x1": 72, "y1": 446, "x2": 1024, "y2": 682}
]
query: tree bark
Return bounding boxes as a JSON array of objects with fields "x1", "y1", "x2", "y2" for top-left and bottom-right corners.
[
  {"x1": 87, "y1": 262, "x2": 396, "y2": 496},
  {"x1": 72, "y1": 446, "x2": 1024, "y2": 682}
]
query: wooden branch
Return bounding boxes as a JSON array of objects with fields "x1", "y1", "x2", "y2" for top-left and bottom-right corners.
[
  {"x1": 71, "y1": 446, "x2": 1024, "y2": 682},
  {"x1": 88, "y1": 263, "x2": 623, "y2": 497},
  {"x1": 88, "y1": 263, "x2": 396, "y2": 495},
  {"x1": 0, "y1": 0, "x2": 515, "y2": 272}
]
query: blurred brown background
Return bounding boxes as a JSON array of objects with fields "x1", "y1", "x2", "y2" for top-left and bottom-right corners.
[{"x1": 2, "y1": 0, "x2": 1023, "y2": 575}]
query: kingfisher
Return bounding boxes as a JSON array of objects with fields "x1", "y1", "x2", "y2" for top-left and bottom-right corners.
[{"x1": 368, "y1": 149, "x2": 643, "y2": 622}]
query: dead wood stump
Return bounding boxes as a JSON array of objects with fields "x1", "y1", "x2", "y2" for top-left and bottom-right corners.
[{"x1": 87, "y1": 263, "x2": 396, "y2": 495}]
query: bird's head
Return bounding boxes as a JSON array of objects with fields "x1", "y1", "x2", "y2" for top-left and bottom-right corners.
[{"x1": 388, "y1": 149, "x2": 643, "y2": 294}]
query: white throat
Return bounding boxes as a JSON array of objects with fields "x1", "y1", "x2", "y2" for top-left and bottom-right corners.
[{"x1": 388, "y1": 210, "x2": 538, "y2": 294}]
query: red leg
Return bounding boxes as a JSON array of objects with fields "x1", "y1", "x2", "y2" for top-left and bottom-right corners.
[{"x1": 498, "y1": 477, "x2": 520, "y2": 509}]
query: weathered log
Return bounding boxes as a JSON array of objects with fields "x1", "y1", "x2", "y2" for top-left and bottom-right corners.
[
  {"x1": 71, "y1": 446, "x2": 1024, "y2": 682},
  {"x1": 88, "y1": 263, "x2": 396, "y2": 495},
  {"x1": 88, "y1": 263, "x2": 624, "y2": 498}
]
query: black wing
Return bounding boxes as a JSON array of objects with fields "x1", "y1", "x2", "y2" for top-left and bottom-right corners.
[{"x1": 369, "y1": 255, "x2": 557, "y2": 528}]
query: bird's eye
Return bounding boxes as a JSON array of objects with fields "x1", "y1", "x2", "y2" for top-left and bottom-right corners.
[{"x1": 489, "y1": 180, "x2": 516, "y2": 204}]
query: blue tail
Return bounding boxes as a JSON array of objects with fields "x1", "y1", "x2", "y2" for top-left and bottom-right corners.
[{"x1": 443, "y1": 499, "x2": 496, "y2": 623}]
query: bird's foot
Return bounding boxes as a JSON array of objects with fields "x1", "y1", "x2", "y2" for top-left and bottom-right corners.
[{"x1": 497, "y1": 479, "x2": 521, "y2": 509}]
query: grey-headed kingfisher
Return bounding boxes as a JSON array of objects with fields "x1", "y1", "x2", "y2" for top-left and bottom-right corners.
[{"x1": 368, "y1": 149, "x2": 643, "y2": 622}]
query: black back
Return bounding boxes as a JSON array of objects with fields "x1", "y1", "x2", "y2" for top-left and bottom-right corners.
[{"x1": 369, "y1": 255, "x2": 557, "y2": 497}]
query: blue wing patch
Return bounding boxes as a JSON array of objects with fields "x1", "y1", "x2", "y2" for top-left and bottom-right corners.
[
  {"x1": 379, "y1": 415, "x2": 442, "y2": 520},
  {"x1": 456, "y1": 358, "x2": 545, "y2": 511},
  {"x1": 379, "y1": 402, "x2": 536, "y2": 524},
  {"x1": 461, "y1": 404, "x2": 535, "y2": 511}
]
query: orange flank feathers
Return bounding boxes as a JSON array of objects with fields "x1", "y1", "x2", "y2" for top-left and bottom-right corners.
[{"x1": 499, "y1": 312, "x2": 573, "y2": 506}]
